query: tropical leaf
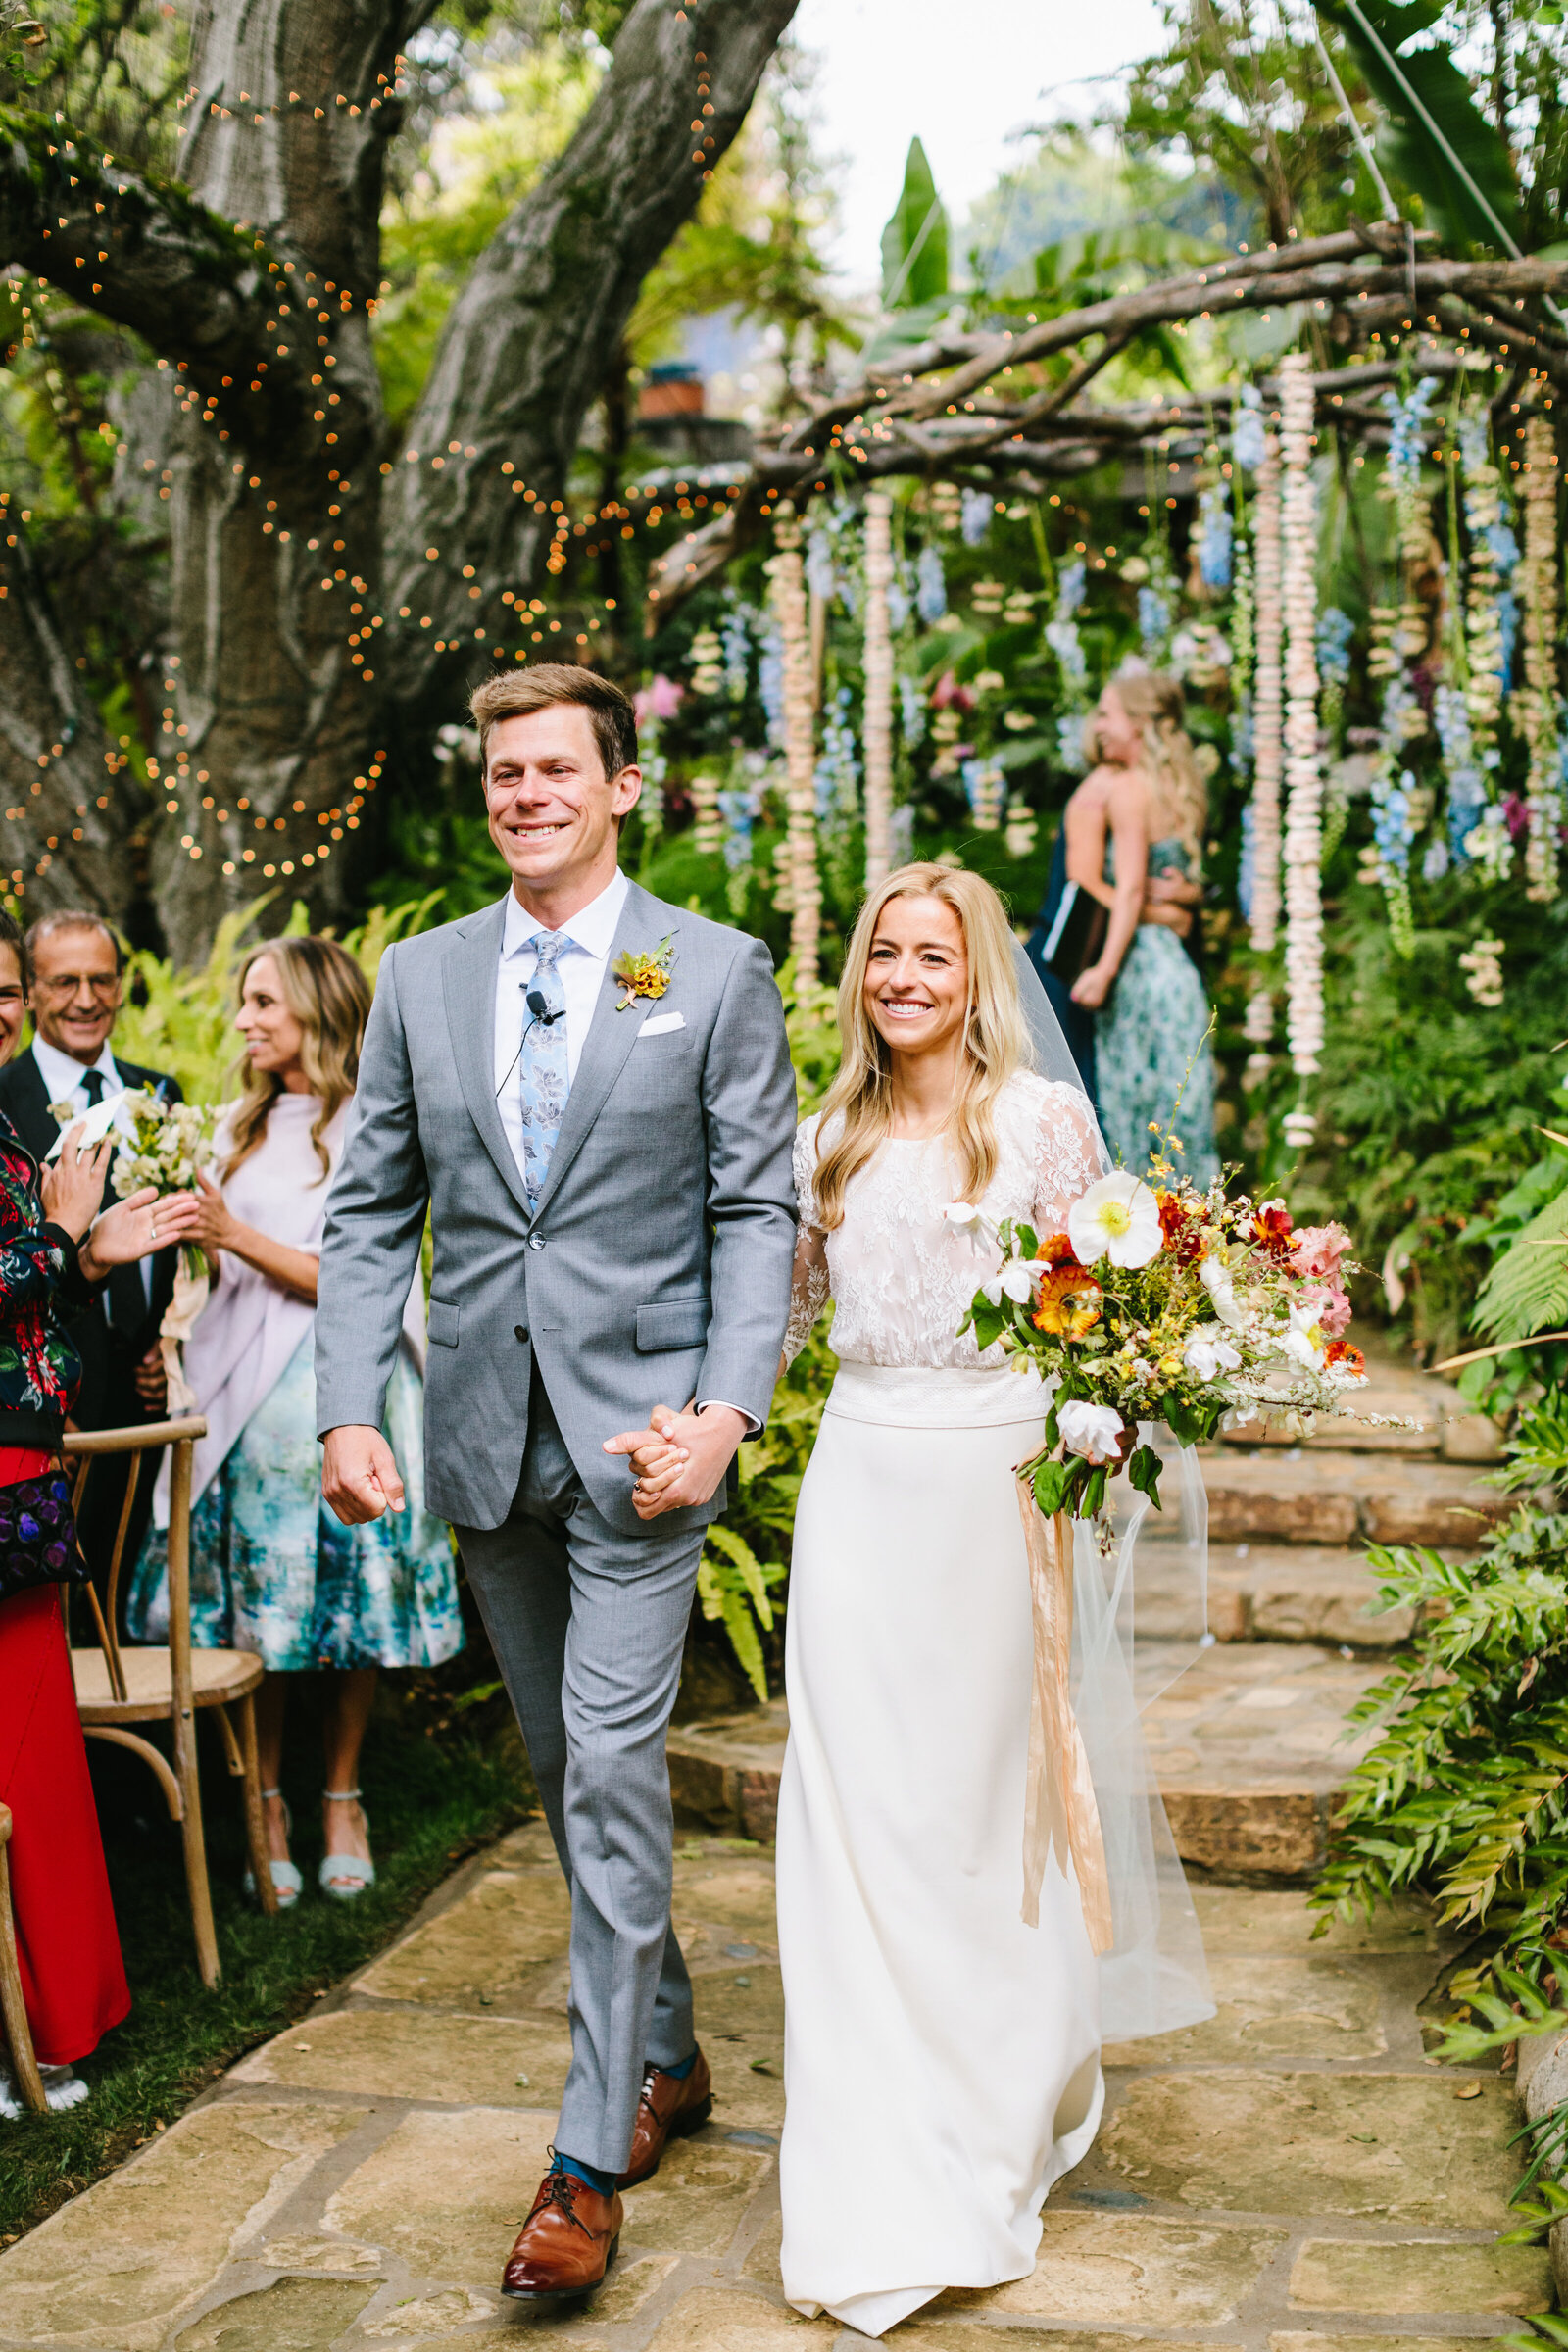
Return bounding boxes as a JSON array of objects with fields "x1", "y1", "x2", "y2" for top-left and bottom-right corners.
[
  {"x1": 1317, "y1": 0, "x2": 1520, "y2": 252},
  {"x1": 1472, "y1": 1179, "x2": 1568, "y2": 1344},
  {"x1": 880, "y1": 136, "x2": 949, "y2": 311}
]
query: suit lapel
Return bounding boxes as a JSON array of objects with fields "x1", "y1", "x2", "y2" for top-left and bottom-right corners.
[
  {"x1": 443, "y1": 897, "x2": 533, "y2": 1221},
  {"x1": 531, "y1": 882, "x2": 678, "y2": 1220}
]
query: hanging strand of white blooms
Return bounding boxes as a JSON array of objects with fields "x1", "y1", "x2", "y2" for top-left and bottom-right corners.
[
  {"x1": 862, "y1": 491, "x2": 895, "y2": 891},
  {"x1": 1516, "y1": 412, "x2": 1562, "y2": 904},
  {"x1": 769, "y1": 506, "x2": 821, "y2": 982},
  {"x1": 1280, "y1": 353, "x2": 1324, "y2": 1133},
  {"x1": 1249, "y1": 434, "x2": 1284, "y2": 956},
  {"x1": 1278, "y1": 355, "x2": 1316, "y2": 1129}
]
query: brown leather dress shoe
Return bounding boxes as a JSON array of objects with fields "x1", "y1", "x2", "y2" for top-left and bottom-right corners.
[
  {"x1": 501, "y1": 2168, "x2": 623, "y2": 2303},
  {"x1": 616, "y1": 2048, "x2": 714, "y2": 2188}
]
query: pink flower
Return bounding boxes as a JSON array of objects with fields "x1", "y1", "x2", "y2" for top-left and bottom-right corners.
[
  {"x1": 634, "y1": 674, "x2": 684, "y2": 726},
  {"x1": 1299, "y1": 1280, "x2": 1352, "y2": 1337},
  {"x1": 1291, "y1": 1223, "x2": 1350, "y2": 1283},
  {"x1": 930, "y1": 669, "x2": 976, "y2": 714}
]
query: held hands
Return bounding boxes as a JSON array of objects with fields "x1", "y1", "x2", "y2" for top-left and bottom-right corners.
[
  {"x1": 603, "y1": 1401, "x2": 747, "y2": 1520},
  {"x1": 322, "y1": 1424, "x2": 406, "y2": 1525},
  {"x1": 185, "y1": 1169, "x2": 241, "y2": 1257},
  {"x1": 78, "y1": 1186, "x2": 204, "y2": 1284}
]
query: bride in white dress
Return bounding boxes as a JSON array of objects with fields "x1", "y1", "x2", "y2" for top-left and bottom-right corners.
[{"x1": 771, "y1": 862, "x2": 1208, "y2": 2337}]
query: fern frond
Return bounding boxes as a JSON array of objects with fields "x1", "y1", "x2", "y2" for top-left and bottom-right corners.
[{"x1": 1474, "y1": 1180, "x2": 1568, "y2": 1343}]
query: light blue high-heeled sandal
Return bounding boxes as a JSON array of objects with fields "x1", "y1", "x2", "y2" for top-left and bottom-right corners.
[
  {"x1": 243, "y1": 1788, "x2": 303, "y2": 1909},
  {"x1": 319, "y1": 1788, "x2": 376, "y2": 1899}
]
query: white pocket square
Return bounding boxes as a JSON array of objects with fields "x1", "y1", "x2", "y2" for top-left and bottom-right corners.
[{"x1": 638, "y1": 1010, "x2": 686, "y2": 1037}]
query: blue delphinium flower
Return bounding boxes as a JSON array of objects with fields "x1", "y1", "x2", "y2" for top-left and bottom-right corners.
[
  {"x1": 1232, "y1": 385, "x2": 1266, "y2": 472},
  {"x1": 916, "y1": 544, "x2": 948, "y2": 625},
  {"x1": 1196, "y1": 483, "x2": 1233, "y2": 590},
  {"x1": 961, "y1": 488, "x2": 993, "y2": 547}
]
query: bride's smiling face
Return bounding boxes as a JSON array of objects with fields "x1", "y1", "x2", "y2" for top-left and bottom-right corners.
[{"x1": 863, "y1": 893, "x2": 969, "y2": 1060}]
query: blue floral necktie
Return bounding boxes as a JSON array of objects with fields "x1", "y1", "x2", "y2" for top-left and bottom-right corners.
[{"x1": 517, "y1": 930, "x2": 568, "y2": 1212}]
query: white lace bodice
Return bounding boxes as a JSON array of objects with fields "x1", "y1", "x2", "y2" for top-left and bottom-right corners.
[{"x1": 785, "y1": 1071, "x2": 1107, "y2": 1371}]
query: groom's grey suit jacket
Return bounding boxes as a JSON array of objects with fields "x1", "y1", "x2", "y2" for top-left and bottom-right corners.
[{"x1": 315, "y1": 881, "x2": 798, "y2": 1535}]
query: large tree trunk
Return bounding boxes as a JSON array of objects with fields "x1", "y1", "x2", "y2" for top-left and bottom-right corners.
[
  {"x1": 1, "y1": 0, "x2": 798, "y2": 960},
  {"x1": 0, "y1": 522, "x2": 131, "y2": 919},
  {"x1": 139, "y1": 0, "x2": 412, "y2": 953}
]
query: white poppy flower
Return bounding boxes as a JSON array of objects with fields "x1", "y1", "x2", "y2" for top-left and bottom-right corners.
[
  {"x1": 1279, "y1": 1302, "x2": 1325, "y2": 1368},
  {"x1": 942, "y1": 1201, "x2": 984, "y2": 1231},
  {"x1": 998, "y1": 1259, "x2": 1037, "y2": 1303},
  {"x1": 1057, "y1": 1399, "x2": 1125, "y2": 1463},
  {"x1": 1067, "y1": 1172, "x2": 1162, "y2": 1268},
  {"x1": 1184, "y1": 1331, "x2": 1242, "y2": 1382},
  {"x1": 1200, "y1": 1252, "x2": 1246, "y2": 1330}
]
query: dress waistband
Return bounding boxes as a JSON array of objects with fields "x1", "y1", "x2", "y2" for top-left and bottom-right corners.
[{"x1": 823, "y1": 1359, "x2": 1052, "y2": 1430}]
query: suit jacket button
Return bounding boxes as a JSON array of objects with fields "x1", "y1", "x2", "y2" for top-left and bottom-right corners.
[
  {"x1": 514, "y1": 1324, "x2": 528, "y2": 1342},
  {"x1": 527, "y1": 1234, "x2": 545, "y2": 1250}
]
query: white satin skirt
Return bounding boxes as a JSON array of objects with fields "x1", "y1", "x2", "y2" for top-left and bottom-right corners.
[{"x1": 776, "y1": 1363, "x2": 1103, "y2": 2337}]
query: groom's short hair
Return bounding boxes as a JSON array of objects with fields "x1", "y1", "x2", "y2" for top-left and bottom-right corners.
[{"x1": 470, "y1": 664, "x2": 638, "y2": 784}]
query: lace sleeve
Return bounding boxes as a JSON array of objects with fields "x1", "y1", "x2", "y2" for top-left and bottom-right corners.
[
  {"x1": 784, "y1": 1118, "x2": 830, "y2": 1366},
  {"x1": 1032, "y1": 1082, "x2": 1109, "y2": 1236}
]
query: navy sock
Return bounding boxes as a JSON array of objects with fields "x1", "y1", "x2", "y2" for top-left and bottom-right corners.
[
  {"x1": 660, "y1": 2049, "x2": 699, "y2": 2082},
  {"x1": 553, "y1": 2151, "x2": 615, "y2": 2198}
]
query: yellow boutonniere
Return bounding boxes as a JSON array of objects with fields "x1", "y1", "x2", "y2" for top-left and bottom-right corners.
[{"x1": 613, "y1": 933, "x2": 675, "y2": 1010}]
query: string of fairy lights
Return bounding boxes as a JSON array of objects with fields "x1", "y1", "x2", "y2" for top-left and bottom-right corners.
[{"x1": 4, "y1": 2, "x2": 719, "y2": 893}]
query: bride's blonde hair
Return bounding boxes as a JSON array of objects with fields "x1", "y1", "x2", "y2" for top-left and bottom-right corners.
[
  {"x1": 1090, "y1": 667, "x2": 1208, "y2": 864},
  {"x1": 810, "y1": 862, "x2": 1028, "y2": 1232}
]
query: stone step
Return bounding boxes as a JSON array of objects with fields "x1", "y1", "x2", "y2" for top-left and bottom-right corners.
[
  {"x1": 668, "y1": 1643, "x2": 1389, "y2": 1882},
  {"x1": 1221, "y1": 1371, "x2": 1501, "y2": 1462},
  {"x1": 1199, "y1": 1447, "x2": 1512, "y2": 1548},
  {"x1": 1205, "y1": 1540, "x2": 1458, "y2": 1649}
]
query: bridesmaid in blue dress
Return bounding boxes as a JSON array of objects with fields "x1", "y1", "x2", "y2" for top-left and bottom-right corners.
[{"x1": 1064, "y1": 670, "x2": 1219, "y2": 1187}]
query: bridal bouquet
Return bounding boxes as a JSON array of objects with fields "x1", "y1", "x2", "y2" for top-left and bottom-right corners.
[{"x1": 957, "y1": 1171, "x2": 1366, "y2": 1521}]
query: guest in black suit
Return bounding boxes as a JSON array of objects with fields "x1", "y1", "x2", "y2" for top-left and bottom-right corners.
[{"x1": 0, "y1": 911, "x2": 182, "y2": 1583}]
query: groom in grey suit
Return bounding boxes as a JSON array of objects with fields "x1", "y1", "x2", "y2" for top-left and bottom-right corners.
[{"x1": 315, "y1": 663, "x2": 796, "y2": 2303}]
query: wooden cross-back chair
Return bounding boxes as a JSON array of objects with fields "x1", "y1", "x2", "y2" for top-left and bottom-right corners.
[
  {"x1": 66, "y1": 1416, "x2": 276, "y2": 1990},
  {"x1": 0, "y1": 1800, "x2": 46, "y2": 2114}
]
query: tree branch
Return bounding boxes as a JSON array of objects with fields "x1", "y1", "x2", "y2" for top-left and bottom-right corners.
[
  {"x1": 0, "y1": 104, "x2": 378, "y2": 466},
  {"x1": 381, "y1": 0, "x2": 800, "y2": 709}
]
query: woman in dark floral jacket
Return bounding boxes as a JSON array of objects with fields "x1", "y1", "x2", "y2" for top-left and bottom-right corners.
[{"x1": 0, "y1": 909, "x2": 200, "y2": 2116}]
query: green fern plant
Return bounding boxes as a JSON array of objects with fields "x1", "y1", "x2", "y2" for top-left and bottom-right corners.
[{"x1": 1313, "y1": 1390, "x2": 1568, "y2": 2014}]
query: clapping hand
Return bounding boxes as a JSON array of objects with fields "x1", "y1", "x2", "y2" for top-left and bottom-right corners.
[
  {"x1": 40, "y1": 1124, "x2": 114, "y2": 1240},
  {"x1": 604, "y1": 1402, "x2": 746, "y2": 1520},
  {"x1": 184, "y1": 1168, "x2": 240, "y2": 1256},
  {"x1": 78, "y1": 1186, "x2": 203, "y2": 1284}
]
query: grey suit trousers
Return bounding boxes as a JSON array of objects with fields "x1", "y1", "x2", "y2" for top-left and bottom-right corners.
[{"x1": 457, "y1": 1371, "x2": 705, "y2": 2175}]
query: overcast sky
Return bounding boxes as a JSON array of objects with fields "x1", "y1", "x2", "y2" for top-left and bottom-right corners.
[{"x1": 793, "y1": 0, "x2": 1168, "y2": 288}]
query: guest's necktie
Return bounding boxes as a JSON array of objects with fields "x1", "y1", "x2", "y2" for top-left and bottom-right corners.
[
  {"x1": 517, "y1": 932, "x2": 569, "y2": 1213},
  {"x1": 79, "y1": 1070, "x2": 146, "y2": 1334}
]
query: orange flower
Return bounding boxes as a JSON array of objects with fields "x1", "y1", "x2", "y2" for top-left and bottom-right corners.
[
  {"x1": 1033, "y1": 1264, "x2": 1102, "y2": 1339},
  {"x1": 1157, "y1": 1190, "x2": 1208, "y2": 1266},
  {"x1": 1325, "y1": 1339, "x2": 1365, "y2": 1376},
  {"x1": 1035, "y1": 1232, "x2": 1081, "y2": 1269}
]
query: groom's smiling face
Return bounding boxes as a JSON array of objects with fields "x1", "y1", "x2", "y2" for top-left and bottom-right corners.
[{"x1": 483, "y1": 705, "x2": 643, "y2": 904}]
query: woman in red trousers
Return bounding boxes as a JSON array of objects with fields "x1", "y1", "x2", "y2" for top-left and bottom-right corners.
[{"x1": 0, "y1": 909, "x2": 201, "y2": 2113}]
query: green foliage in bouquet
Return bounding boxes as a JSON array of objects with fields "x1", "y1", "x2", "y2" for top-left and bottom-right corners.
[{"x1": 1314, "y1": 1390, "x2": 1568, "y2": 2034}]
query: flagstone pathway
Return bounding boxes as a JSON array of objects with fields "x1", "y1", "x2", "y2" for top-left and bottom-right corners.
[
  {"x1": 0, "y1": 1818, "x2": 1552, "y2": 2352},
  {"x1": 0, "y1": 1350, "x2": 1552, "y2": 2350}
]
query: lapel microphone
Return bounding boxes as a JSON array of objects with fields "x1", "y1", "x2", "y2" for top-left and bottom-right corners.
[{"x1": 526, "y1": 989, "x2": 564, "y2": 1025}]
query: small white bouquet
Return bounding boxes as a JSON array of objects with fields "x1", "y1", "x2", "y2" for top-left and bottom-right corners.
[{"x1": 50, "y1": 1087, "x2": 217, "y2": 1411}]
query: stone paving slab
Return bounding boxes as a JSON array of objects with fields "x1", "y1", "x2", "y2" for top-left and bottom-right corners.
[{"x1": 0, "y1": 1838, "x2": 1546, "y2": 2352}]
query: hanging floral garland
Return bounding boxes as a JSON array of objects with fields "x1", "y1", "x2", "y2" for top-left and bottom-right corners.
[
  {"x1": 862, "y1": 490, "x2": 895, "y2": 890},
  {"x1": 1280, "y1": 352, "x2": 1323, "y2": 1138},
  {"x1": 1516, "y1": 411, "x2": 1562, "y2": 904},
  {"x1": 768, "y1": 506, "x2": 821, "y2": 983},
  {"x1": 1249, "y1": 431, "x2": 1283, "y2": 957}
]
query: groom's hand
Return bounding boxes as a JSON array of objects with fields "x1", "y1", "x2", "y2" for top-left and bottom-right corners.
[
  {"x1": 322, "y1": 1424, "x2": 407, "y2": 1524},
  {"x1": 604, "y1": 1403, "x2": 747, "y2": 1519}
]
